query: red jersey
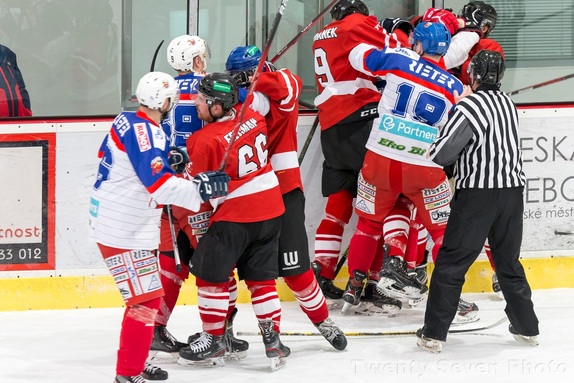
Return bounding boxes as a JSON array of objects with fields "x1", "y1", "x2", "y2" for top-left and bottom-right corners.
[
  {"x1": 312, "y1": 14, "x2": 385, "y2": 130},
  {"x1": 459, "y1": 38, "x2": 504, "y2": 85},
  {"x1": 185, "y1": 104, "x2": 284, "y2": 223},
  {"x1": 255, "y1": 69, "x2": 303, "y2": 195}
]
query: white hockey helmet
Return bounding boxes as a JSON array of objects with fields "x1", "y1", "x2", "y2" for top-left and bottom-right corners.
[
  {"x1": 167, "y1": 35, "x2": 211, "y2": 72},
  {"x1": 135, "y1": 72, "x2": 180, "y2": 110}
]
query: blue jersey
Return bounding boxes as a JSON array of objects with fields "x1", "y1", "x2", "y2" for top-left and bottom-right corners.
[
  {"x1": 162, "y1": 72, "x2": 205, "y2": 148},
  {"x1": 89, "y1": 110, "x2": 203, "y2": 249},
  {"x1": 350, "y1": 44, "x2": 464, "y2": 167}
]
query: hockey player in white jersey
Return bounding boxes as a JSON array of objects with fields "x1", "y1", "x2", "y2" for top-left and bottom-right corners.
[{"x1": 89, "y1": 71, "x2": 230, "y2": 383}]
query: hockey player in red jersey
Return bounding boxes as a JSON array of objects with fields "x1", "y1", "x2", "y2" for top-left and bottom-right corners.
[
  {"x1": 225, "y1": 45, "x2": 347, "y2": 350},
  {"x1": 177, "y1": 73, "x2": 289, "y2": 370},
  {"x1": 89, "y1": 71, "x2": 230, "y2": 383},
  {"x1": 310, "y1": 0, "x2": 407, "y2": 312}
]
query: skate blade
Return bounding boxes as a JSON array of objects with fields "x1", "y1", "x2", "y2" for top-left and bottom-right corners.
[
  {"x1": 327, "y1": 299, "x2": 344, "y2": 310},
  {"x1": 224, "y1": 350, "x2": 248, "y2": 361},
  {"x1": 354, "y1": 302, "x2": 400, "y2": 317},
  {"x1": 408, "y1": 295, "x2": 427, "y2": 308},
  {"x1": 512, "y1": 334, "x2": 539, "y2": 346},
  {"x1": 416, "y1": 337, "x2": 442, "y2": 353},
  {"x1": 270, "y1": 356, "x2": 287, "y2": 371},
  {"x1": 177, "y1": 356, "x2": 225, "y2": 367},
  {"x1": 341, "y1": 301, "x2": 355, "y2": 315},
  {"x1": 147, "y1": 350, "x2": 181, "y2": 364},
  {"x1": 377, "y1": 278, "x2": 421, "y2": 299},
  {"x1": 451, "y1": 314, "x2": 480, "y2": 326}
]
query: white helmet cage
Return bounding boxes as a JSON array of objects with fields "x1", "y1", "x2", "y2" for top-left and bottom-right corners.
[
  {"x1": 167, "y1": 35, "x2": 211, "y2": 72},
  {"x1": 136, "y1": 72, "x2": 180, "y2": 110}
]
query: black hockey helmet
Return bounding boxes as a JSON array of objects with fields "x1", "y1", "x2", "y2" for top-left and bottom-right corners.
[
  {"x1": 468, "y1": 49, "x2": 505, "y2": 87},
  {"x1": 198, "y1": 72, "x2": 239, "y2": 112},
  {"x1": 330, "y1": 0, "x2": 369, "y2": 21},
  {"x1": 459, "y1": 1, "x2": 497, "y2": 37}
]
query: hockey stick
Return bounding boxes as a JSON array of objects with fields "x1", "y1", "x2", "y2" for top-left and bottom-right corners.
[
  {"x1": 298, "y1": 115, "x2": 319, "y2": 165},
  {"x1": 508, "y1": 73, "x2": 574, "y2": 97},
  {"x1": 219, "y1": 0, "x2": 290, "y2": 171},
  {"x1": 239, "y1": 317, "x2": 508, "y2": 337},
  {"x1": 150, "y1": 40, "x2": 165, "y2": 72},
  {"x1": 270, "y1": 0, "x2": 339, "y2": 63},
  {"x1": 555, "y1": 230, "x2": 574, "y2": 235},
  {"x1": 166, "y1": 205, "x2": 182, "y2": 272}
]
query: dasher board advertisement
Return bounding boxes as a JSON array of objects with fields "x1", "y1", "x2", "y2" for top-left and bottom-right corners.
[{"x1": 0, "y1": 134, "x2": 55, "y2": 271}]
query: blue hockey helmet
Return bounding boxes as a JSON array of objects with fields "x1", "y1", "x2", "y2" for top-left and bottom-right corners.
[
  {"x1": 225, "y1": 45, "x2": 261, "y2": 73},
  {"x1": 413, "y1": 22, "x2": 451, "y2": 56}
]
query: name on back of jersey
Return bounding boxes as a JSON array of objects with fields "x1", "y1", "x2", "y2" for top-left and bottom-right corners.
[
  {"x1": 408, "y1": 61, "x2": 455, "y2": 89},
  {"x1": 224, "y1": 117, "x2": 258, "y2": 143},
  {"x1": 314, "y1": 27, "x2": 338, "y2": 41}
]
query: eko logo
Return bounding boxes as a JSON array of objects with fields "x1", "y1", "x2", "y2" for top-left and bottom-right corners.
[{"x1": 381, "y1": 115, "x2": 395, "y2": 132}]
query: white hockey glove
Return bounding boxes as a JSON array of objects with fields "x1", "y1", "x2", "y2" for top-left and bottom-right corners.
[{"x1": 193, "y1": 171, "x2": 230, "y2": 202}]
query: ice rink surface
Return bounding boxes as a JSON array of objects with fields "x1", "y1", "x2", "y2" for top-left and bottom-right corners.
[{"x1": 1, "y1": 288, "x2": 572, "y2": 383}]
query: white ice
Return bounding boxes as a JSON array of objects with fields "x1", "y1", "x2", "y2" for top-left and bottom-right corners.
[{"x1": 1, "y1": 289, "x2": 572, "y2": 382}]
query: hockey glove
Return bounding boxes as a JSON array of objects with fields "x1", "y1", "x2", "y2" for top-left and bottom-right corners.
[
  {"x1": 168, "y1": 146, "x2": 189, "y2": 174},
  {"x1": 381, "y1": 17, "x2": 413, "y2": 36},
  {"x1": 422, "y1": 8, "x2": 460, "y2": 35},
  {"x1": 193, "y1": 171, "x2": 230, "y2": 202}
]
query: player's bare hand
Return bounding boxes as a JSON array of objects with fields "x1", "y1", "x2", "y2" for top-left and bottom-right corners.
[{"x1": 454, "y1": 85, "x2": 472, "y2": 103}]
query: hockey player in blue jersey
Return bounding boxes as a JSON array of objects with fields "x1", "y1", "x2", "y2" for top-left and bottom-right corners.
[
  {"x1": 89, "y1": 71, "x2": 230, "y2": 383},
  {"x1": 340, "y1": 22, "x2": 471, "y2": 313},
  {"x1": 162, "y1": 35, "x2": 210, "y2": 150}
]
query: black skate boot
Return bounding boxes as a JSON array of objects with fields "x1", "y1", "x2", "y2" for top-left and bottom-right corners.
[
  {"x1": 314, "y1": 317, "x2": 347, "y2": 350},
  {"x1": 378, "y1": 256, "x2": 425, "y2": 299},
  {"x1": 224, "y1": 308, "x2": 249, "y2": 360},
  {"x1": 178, "y1": 331, "x2": 225, "y2": 367},
  {"x1": 492, "y1": 272, "x2": 504, "y2": 299},
  {"x1": 341, "y1": 270, "x2": 367, "y2": 314},
  {"x1": 141, "y1": 363, "x2": 168, "y2": 381},
  {"x1": 148, "y1": 325, "x2": 187, "y2": 363},
  {"x1": 509, "y1": 324, "x2": 539, "y2": 346},
  {"x1": 312, "y1": 261, "x2": 344, "y2": 300},
  {"x1": 407, "y1": 262, "x2": 429, "y2": 307},
  {"x1": 258, "y1": 319, "x2": 290, "y2": 371},
  {"x1": 361, "y1": 280, "x2": 402, "y2": 315},
  {"x1": 452, "y1": 297, "x2": 479, "y2": 325},
  {"x1": 114, "y1": 375, "x2": 148, "y2": 383}
]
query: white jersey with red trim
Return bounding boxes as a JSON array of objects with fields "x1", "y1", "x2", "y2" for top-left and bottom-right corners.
[
  {"x1": 349, "y1": 44, "x2": 464, "y2": 168},
  {"x1": 89, "y1": 111, "x2": 204, "y2": 249},
  {"x1": 255, "y1": 69, "x2": 303, "y2": 195},
  {"x1": 184, "y1": 104, "x2": 284, "y2": 223}
]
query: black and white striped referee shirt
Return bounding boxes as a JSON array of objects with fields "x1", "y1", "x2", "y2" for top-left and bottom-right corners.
[{"x1": 429, "y1": 84, "x2": 526, "y2": 189}]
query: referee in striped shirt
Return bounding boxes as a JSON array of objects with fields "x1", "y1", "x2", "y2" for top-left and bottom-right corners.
[{"x1": 417, "y1": 50, "x2": 539, "y2": 353}]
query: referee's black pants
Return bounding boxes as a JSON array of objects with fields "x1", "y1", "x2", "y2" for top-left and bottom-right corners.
[{"x1": 423, "y1": 187, "x2": 539, "y2": 341}]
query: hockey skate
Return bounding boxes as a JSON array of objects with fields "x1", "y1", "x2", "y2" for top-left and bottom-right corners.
[
  {"x1": 178, "y1": 331, "x2": 225, "y2": 367},
  {"x1": 312, "y1": 261, "x2": 345, "y2": 300},
  {"x1": 416, "y1": 328, "x2": 442, "y2": 353},
  {"x1": 341, "y1": 270, "x2": 367, "y2": 315},
  {"x1": 314, "y1": 317, "x2": 347, "y2": 350},
  {"x1": 114, "y1": 375, "x2": 148, "y2": 383},
  {"x1": 359, "y1": 280, "x2": 402, "y2": 316},
  {"x1": 224, "y1": 307, "x2": 249, "y2": 359},
  {"x1": 141, "y1": 363, "x2": 168, "y2": 381},
  {"x1": 378, "y1": 256, "x2": 425, "y2": 299},
  {"x1": 407, "y1": 264, "x2": 429, "y2": 307},
  {"x1": 147, "y1": 325, "x2": 187, "y2": 363},
  {"x1": 509, "y1": 324, "x2": 539, "y2": 346},
  {"x1": 258, "y1": 320, "x2": 290, "y2": 371},
  {"x1": 452, "y1": 297, "x2": 480, "y2": 325},
  {"x1": 492, "y1": 272, "x2": 504, "y2": 300}
]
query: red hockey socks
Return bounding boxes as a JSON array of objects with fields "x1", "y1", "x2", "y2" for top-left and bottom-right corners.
[
  {"x1": 116, "y1": 298, "x2": 161, "y2": 376},
  {"x1": 196, "y1": 277, "x2": 229, "y2": 336},
  {"x1": 347, "y1": 217, "x2": 383, "y2": 278},
  {"x1": 245, "y1": 279, "x2": 281, "y2": 332},
  {"x1": 284, "y1": 268, "x2": 329, "y2": 324},
  {"x1": 156, "y1": 252, "x2": 189, "y2": 325}
]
